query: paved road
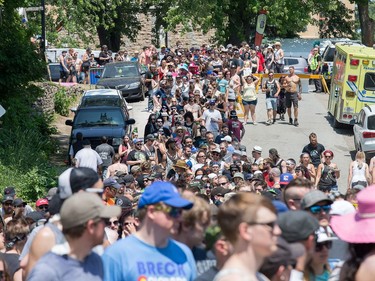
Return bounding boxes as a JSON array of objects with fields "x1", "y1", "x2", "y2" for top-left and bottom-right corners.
[{"x1": 128, "y1": 88, "x2": 355, "y2": 193}]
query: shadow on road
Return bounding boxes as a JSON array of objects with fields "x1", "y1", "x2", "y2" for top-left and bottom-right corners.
[{"x1": 324, "y1": 114, "x2": 353, "y2": 136}]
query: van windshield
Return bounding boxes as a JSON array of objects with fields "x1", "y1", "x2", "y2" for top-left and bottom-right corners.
[{"x1": 74, "y1": 109, "x2": 124, "y2": 127}]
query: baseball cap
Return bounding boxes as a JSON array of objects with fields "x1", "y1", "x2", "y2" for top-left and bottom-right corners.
[
  {"x1": 212, "y1": 147, "x2": 220, "y2": 154},
  {"x1": 301, "y1": 190, "x2": 333, "y2": 210},
  {"x1": 229, "y1": 110, "x2": 237, "y2": 117},
  {"x1": 60, "y1": 192, "x2": 121, "y2": 230},
  {"x1": 123, "y1": 174, "x2": 135, "y2": 185},
  {"x1": 278, "y1": 210, "x2": 319, "y2": 243},
  {"x1": 232, "y1": 150, "x2": 241, "y2": 156},
  {"x1": 146, "y1": 134, "x2": 155, "y2": 141},
  {"x1": 4, "y1": 187, "x2": 15, "y2": 197},
  {"x1": 13, "y1": 198, "x2": 27, "y2": 207},
  {"x1": 211, "y1": 187, "x2": 231, "y2": 197},
  {"x1": 260, "y1": 237, "x2": 305, "y2": 278},
  {"x1": 209, "y1": 99, "x2": 216, "y2": 105},
  {"x1": 280, "y1": 173, "x2": 294, "y2": 185},
  {"x1": 36, "y1": 198, "x2": 49, "y2": 207},
  {"x1": 221, "y1": 136, "x2": 232, "y2": 142},
  {"x1": 58, "y1": 168, "x2": 102, "y2": 199},
  {"x1": 103, "y1": 177, "x2": 121, "y2": 189},
  {"x1": 133, "y1": 138, "x2": 143, "y2": 144},
  {"x1": 253, "y1": 146, "x2": 262, "y2": 153},
  {"x1": 115, "y1": 196, "x2": 133, "y2": 210},
  {"x1": 233, "y1": 172, "x2": 244, "y2": 180},
  {"x1": 330, "y1": 200, "x2": 356, "y2": 216},
  {"x1": 2, "y1": 195, "x2": 14, "y2": 203},
  {"x1": 138, "y1": 181, "x2": 193, "y2": 209},
  {"x1": 26, "y1": 211, "x2": 45, "y2": 223}
]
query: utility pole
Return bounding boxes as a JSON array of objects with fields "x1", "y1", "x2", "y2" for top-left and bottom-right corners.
[{"x1": 41, "y1": 0, "x2": 46, "y2": 54}]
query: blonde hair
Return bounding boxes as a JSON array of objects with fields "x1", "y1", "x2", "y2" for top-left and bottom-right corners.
[
  {"x1": 218, "y1": 192, "x2": 275, "y2": 243},
  {"x1": 180, "y1": 196, "x2": 211, "y2": 229}
]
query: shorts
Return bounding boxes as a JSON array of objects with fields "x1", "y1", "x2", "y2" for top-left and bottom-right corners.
[
  {"x1": 228, "y1": 98, "x2": 236, "y2": 102},
  {"x1": 266, "y1": 98, "x2": 277, "y2": 110},
  {"x1": 60, "y1": 70, "x2": 69, "y2": 79},
  {"x1": 285, "y1": 92, "x2": 298, "y2": 108},
  {"x1": 242, "y1": 99, "x2": 257, "y2": 106}
]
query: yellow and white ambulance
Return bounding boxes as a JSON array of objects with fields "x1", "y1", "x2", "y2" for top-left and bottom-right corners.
[{"x1": 328, "y1": 44, "x2": 375, "y2": 127}]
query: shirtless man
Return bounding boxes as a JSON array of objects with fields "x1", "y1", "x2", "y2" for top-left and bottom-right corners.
[{"x1": 284, "y1": 66, "x2": 302, "y2": 126}]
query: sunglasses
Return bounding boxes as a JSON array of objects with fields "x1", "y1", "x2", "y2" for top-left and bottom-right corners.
[
  {"x1": 106, "y1": 220, "x2": 119, "y2": 227},
  {"x1": 310, "y1": 205, "x2": 331, "y2": 214},
  {"x1": 219, "y1": 182, "x2": 228, "y2": 186},
  {"x1": 153, "y1": 204, "x2": 182, "y2": 218},
  {"x1": 315, "y1": 241, "x2": 333, "y2": 251},
  {"x1": 248, "y1": 221, "x2": 277, "y2": 230},
  {"x1": 38, "y1": 205, "x2": 49, "y2": 210}
]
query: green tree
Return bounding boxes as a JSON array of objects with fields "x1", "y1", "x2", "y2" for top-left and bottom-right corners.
[
  {"x1": 353, "y1": 0, "x2": 374, "y2": 46},
  {"x1": 313, "y1": 0, "x2": 357, "y2": 39},
  {"x1": 27, "y1": 0, "x2": 145, "y2": 51},
  {"x1": 164, "y1": 0, "x2": 316, "y2": 45}
]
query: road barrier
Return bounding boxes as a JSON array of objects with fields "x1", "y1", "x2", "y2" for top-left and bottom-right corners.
[
  {"x1": 234, "y1": 73, "x2": 330, "y2": 118},
  {"x1": 253, "y1": 73, "x2": 330, "y2": 93}
]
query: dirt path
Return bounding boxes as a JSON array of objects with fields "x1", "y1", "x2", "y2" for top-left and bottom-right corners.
[{"x1": 50, "y1": 111, "x2": 75, "y2": 167}]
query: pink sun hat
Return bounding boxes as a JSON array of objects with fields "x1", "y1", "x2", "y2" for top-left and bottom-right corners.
[{"x1": 331, "y1": 185, "x2": 375, "y2": 243}]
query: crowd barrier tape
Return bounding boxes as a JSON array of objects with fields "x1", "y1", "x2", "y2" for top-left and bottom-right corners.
[
  {"x1": 234, "y1": 73, "x2": 329, "y2": 119},
  {"x1": 89, "y1": 67, "x2": 104, "y2": 85}
]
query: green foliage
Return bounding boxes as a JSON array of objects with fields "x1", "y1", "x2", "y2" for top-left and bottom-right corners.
[
  {"x1": 24, "y1": 0, "x2": 145, "y2": 50},
  {"x1": 164, "y1": 0, "x2": 315, "y2": 44},
  {"x1": 54, "y1": 87, "x2": 76, "y2": 117},
  {"x1": 0, "y1": 1, "x2": 46, "y2": 98},
  {"x1": 312, "y1": 0, "x2": 356, "y2": 39},
  {"x1": 0, "y1": 126, "x2": 59, "y2": 201}
]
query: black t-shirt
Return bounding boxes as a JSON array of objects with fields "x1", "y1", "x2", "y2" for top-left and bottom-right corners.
[
  {"x1": 127, "y1": 150, "x2": 149, "y2": 169},
  {"x1": 302, "y1": 143, "x2": 325, "y2": 167},
  {"x1": 99, "y1": 51, "x2": 109, "y2": 66}
]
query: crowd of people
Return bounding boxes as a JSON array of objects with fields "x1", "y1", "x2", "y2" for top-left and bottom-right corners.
[
  {"x1": 0, "y1": 125, "x2": 374, "y2": 281},
  {"x1": 0, "y1": 42, "x2": 362, "y2": 281},
  {"x1": 59, "y1": 41, "x2": 323, "y2": 127}
]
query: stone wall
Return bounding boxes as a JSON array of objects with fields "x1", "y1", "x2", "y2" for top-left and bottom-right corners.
[{"x1": 122, "y1": 14, "x2": 215, "y2": 52}]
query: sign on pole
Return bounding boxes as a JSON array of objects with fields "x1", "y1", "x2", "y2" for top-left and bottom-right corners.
[{"x1": 0, "y1": 105, "x2": 6, "y2": 118}]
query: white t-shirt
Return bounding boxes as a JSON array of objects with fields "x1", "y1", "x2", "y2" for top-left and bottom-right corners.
[
  {"x1": 75, "y1": 147, "x2": 103, "y2": 172},
  {"x1": 202, "y1": 109, "x2": 222, "y2": 133}
]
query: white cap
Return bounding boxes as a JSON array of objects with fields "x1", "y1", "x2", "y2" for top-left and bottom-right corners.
[
  {"x1": 316, "y1": 230, "x2": 338, "y2": 243},
  {"x1": 208, "y1": 173, "x2": 218, "y2": 179},
  {"x1": 221, "y1": 136, "x2": 232, "y2": 142},
  {"x1": 253, "y1": 145, "x2": 262, "y2": 153},
  {"x1": 330, "y1": 200, "x2": 356, "y2": 216}
]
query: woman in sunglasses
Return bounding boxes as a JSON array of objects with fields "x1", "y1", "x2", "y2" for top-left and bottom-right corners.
[
  {"x1": 305, "y1": 231, "x2": 337, "y2": 281},
  {"x1": 315, "y1": 150, "x2": 340, "y2": 193},
  {"x1": 215, "y1": 192, "x2": 280, "y2": 281}
]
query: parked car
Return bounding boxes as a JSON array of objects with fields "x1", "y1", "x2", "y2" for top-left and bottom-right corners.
[
  {"x1": 95, "y1": 61, "x2": 147, "y2": 101},
  {"x1": 65, "y1": 101, "x2": 135, "y2": 153},
  {"x1": 283, "y1": 57, "x2": 309, "y2": 74},
  {"x1": 353, "y1": 105, "x2": 375, "y2": 160},
  {"x1": 72, "y1": 89, "x2": 133, "y2": 112}
]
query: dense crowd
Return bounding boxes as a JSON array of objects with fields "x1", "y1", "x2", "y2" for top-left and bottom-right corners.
[{"x1": 1, "y1": 42, "x2": 370, "y2": 281}]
